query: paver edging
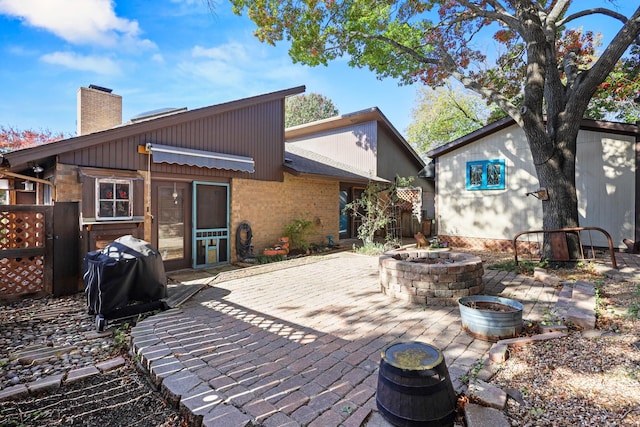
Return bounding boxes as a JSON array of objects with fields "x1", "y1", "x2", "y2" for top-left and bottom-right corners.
[{"x1": 0, "y1": 356, "x2": 127, "y2": 402}]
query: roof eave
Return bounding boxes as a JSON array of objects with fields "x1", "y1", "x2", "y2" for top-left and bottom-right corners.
[
  {"x1": 286, "y1": 107, "x2": 425, "y2": 167},
  {"x1": 4, "y1": 86, "x2": 305, "y2": 171},
  {"x1": 283, "y1": 165, "x2": 387, "y2": 184},
  {"x1": 426, "y1": 116, "x2": 639, "y2": 158},
  {"x1": 426, "y1": 116, "x2": 515, "y2": 159}
]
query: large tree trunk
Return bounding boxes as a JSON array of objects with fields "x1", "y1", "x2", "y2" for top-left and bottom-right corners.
[
  {"x1": 516, "y1": 1, "x2": 585, "y2": 262},
  {"x1": 524, "y1": 117, "x2": 581, "y2": 261}
]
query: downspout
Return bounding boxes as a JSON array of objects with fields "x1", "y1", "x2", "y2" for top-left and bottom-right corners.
[{"x1": 0, "y1": 170, "x2": 56, "y2": 203}]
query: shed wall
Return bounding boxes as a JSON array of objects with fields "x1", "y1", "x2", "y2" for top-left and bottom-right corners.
[
  {"x1": 576, "y1": 130, "x2": 635, "y2": 248},
  {"x1": 435, "y1": 125, "x2": 635, "y2": 249}
]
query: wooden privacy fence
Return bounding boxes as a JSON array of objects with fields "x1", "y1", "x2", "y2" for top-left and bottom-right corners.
[{"x1": 0, "y1": 205, "x2": 53, "y2": 298}]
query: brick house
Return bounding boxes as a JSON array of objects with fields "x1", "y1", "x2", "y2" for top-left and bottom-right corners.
[
  {"x1": 1, "y1": 86, "x2": 429, "y2": 297},
  {"x1": 285, "y1": 108, "x2": 434, "y2": 240},
  {"x1": 1, "y1": 86, "x2": 306, "y2": 297}
]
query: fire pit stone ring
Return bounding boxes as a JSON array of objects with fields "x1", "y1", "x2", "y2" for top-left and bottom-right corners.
[{"x1": 379, "y1": 247, "x2": 484, "y2": 306}]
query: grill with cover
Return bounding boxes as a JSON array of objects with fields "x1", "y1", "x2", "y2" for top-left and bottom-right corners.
[{"x1": 83, "y1": 235, "x2": 167, "y2": 331}]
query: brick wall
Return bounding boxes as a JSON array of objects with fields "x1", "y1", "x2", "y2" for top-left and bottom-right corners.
[
  {"x1": 55, "y1": 164, "x2": 82, "y2": 202},
  {"x1": 438, "y1": 235, "x2": 515, "y2": 253},
  {"x1": 230, "y1": 174, "x2": 339, "y2": 260},
  {"x1": 77, "y1": 86, "x2": 122, "y2": 136}
]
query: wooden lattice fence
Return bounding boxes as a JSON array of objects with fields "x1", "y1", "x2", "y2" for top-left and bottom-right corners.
[{"x1": 0, "y1": 205, "x2": 53, "y2": 298}]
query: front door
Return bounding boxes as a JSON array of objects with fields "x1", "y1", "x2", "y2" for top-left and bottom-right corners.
[
  {"x1": 193, "y1": 182, "x2": 229, "y2": 268},
  {"x1": 152, "y1": 181, "x2": 192, "y2": 271}
]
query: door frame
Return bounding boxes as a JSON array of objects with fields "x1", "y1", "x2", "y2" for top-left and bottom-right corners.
[
  {"x1": 192, "y1": 181, "x2": 230, "y2": 268},
  {"x1": 151, "y1": 180, "x2": 192, "y2": 271}
]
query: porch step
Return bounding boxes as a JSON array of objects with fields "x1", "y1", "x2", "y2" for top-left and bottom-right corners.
[{"x1": 163, "y1": 283, "x2": 207, "y2": 308}]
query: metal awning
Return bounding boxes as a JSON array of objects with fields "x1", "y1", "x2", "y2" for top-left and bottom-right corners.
[{"x1": 146, "y1": 143, "x2": 255, "y2": 173}]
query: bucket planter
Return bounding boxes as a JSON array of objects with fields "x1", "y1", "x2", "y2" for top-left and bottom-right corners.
[
  {"x1": 262, "y1": 237, "x2": 290, "y2": 257},
  {"x1": 458, "y1": 295, "x2": 523, "y2": 342}
]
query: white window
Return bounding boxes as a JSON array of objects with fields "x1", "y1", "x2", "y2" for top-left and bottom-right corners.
[{"x1": 96, "y1": 179, "x2": 133, "y2": 220}]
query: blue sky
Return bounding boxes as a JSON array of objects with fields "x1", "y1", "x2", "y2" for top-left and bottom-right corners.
[{"x1": 0, "y1": 1, "x2": 636, "y2": 138}]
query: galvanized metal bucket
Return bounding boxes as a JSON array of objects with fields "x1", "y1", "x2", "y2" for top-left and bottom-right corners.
[{"x1": 458, "y1": 295, "x2": 523, "y2": 342}]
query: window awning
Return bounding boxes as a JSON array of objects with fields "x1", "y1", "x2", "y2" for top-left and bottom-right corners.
[{"x1": 146, "y1": 143, "x2": 255, "y2": 173}]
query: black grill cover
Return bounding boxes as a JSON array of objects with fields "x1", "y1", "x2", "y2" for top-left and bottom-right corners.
[{"x1": 83, "y1": 235, "x2": 167, "y2": 316}]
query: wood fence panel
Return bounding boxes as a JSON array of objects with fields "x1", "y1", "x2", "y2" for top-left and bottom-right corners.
[{"x1": 0, "y1": 205, "x2": 52, "y2": 299}]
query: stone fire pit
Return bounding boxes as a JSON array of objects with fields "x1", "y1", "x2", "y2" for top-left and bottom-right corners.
[{"x1": 379, "y1": 248, "x2": 484, "y2": 306}]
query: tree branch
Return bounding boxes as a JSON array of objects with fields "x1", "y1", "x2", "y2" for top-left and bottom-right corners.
[
  {"x1": 450, "y1": 69, "x2": 523, "y2": 127},
  {"x1": 355, "y1": 32, "x2": 441, "y2": 65},
  {"x1": 546, "y1": 0, "x2": 571, "y2": 25},
  {"x1": 457, "y1": 0, "x2": 524, "y2": 34},
  {"x1": 570, "y1": 7, "x2": 640, "y2": 111},
  {"x1": 559, "y1": 8, "x2": 628, "y2": 27}
]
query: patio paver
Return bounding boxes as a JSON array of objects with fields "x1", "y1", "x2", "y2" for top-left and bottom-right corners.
[{"x1": 132, "y1": 251, "x2": 567, "y2": 426}]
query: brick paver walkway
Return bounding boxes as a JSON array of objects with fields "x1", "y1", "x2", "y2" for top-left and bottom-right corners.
[{"x1": 131, "y1": 252, "x2": 563, "y2": 427}]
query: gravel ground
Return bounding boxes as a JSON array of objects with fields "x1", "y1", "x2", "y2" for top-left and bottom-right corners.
[
  {"x1": 0, "y1": 366, "x2": 184, "y2": 427},
  {"x1": 0, "y1": 293, "x2": 115, "y2": 390},
  {"x1": 0, "y1": 293, "x2": 186, "y2": 427},
  {"x1": 478, "y1": 255, "x2": 640, "y2": 427}
]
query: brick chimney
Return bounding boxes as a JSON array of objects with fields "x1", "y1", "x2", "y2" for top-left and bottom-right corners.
[{"x1": 76, "y1": 85, "x2": 122, "y2": 136}]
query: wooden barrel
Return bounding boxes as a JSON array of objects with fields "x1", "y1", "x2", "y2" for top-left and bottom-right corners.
[{"x1": 376, "y1": 341, "x2": 457, "y2": 427}]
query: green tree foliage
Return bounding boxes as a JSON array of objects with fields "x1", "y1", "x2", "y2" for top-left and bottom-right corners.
[
  {"x1": 285, "y1": 93, "x2": 339, "y2": 128},
  {"x1": 230, "y1": 0, "x2": 640, "y2": 260},
  {"x1": 407, "y1": 84, "x2": 499, "y2": 155},
  {"x1": 0, "y1": 126, "x2": 63, "y2": 154},
  {"x1": 587, "y1": 45, "x2": 640, "y2": 123}
]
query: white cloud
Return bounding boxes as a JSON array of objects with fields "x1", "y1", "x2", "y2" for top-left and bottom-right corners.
[
  {"x1": 151, "y1": 53, "x2": 165, "y2": 63},
  {"x1": 191, "y1": 43, "x2": 251, "y2": 63},
  {"x1": 0, "y1": 0, "x2": 155, "y2": 49},
  {"x1": 40, "y1": 51, "x2": 121, "y2": 75},
  {"x1": 181, "y1": 40, "x2": 308, "y2": 94}
]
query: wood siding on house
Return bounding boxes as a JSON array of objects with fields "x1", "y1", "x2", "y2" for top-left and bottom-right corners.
[
  {"x1": 435, "y1": 124, "x2": 635, "y2": 249},
  {"x1": 57, "y1": 100, "x2": 286, "y2": 182},
  {"x1": 287, "y1": 121, "x2": 378, "y2": 176}
]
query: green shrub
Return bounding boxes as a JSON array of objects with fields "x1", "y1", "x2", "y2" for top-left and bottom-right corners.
[
  {"x1": 255, "y1": 254, "x2": 286, "y2": 264},
  {"x1": 284, "y1": 217, "x2": 315, "y2": 251},
  {"x1": 354, "y1": 242, "x2": 386, "y2": 255}
]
